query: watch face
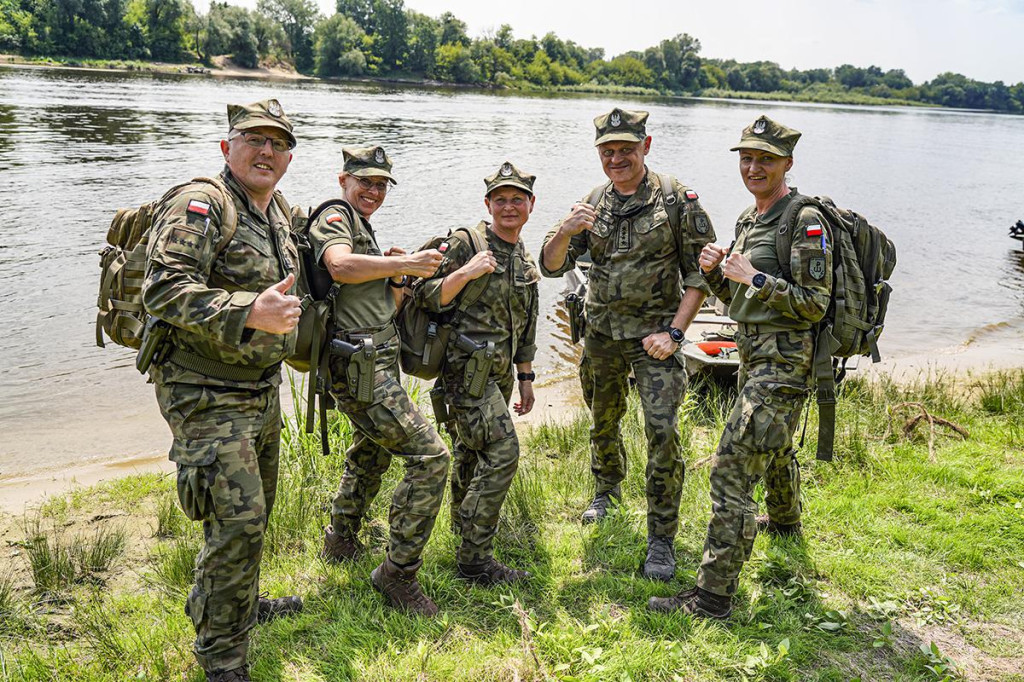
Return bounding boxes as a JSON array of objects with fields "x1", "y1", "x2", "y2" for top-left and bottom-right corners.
[
  {"x1": 752, "y1": 273, "x2": 766, "y2": 288},
  {"x1": 669, "y1": 328, "x2": 684, "y2": 343}
]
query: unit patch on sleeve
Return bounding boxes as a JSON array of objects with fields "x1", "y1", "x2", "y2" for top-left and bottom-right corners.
[{"x1": 809, "y1": 256, "x2": 827, "y2": 281}]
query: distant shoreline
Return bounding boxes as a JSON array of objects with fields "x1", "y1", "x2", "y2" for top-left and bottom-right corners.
[{"x1": 0, "y1": 54, "x2": 956, "y2": 112}]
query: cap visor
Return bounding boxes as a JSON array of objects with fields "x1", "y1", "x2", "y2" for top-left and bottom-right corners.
[
  {"x1": 486, "y1": 179, "x2": 533, "y2": 196},
  {"x1": 595, "y1": 132, "x2": 645, "y2": 147},
  {"x1": 234, "y1": 119, "x2": 296, "y2": 148},
  {"x1": 730, "y1": 141, "x2": 789, "y2": 157},
  {"x1": 349, "y1": 167, "x2": 397, "y2": 185}
]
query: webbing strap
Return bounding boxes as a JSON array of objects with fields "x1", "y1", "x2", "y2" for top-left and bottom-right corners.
[
  {"x1": 813, "y1": 326, "x2": 837, "y2": 461},
  {"x1": 169, "y1": 347, "x2": 277, "y2": 382}
]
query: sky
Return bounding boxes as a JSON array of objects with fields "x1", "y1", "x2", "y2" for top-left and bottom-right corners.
[{"x1": 280, "y1": 0, "x2": 1024, "y2": 85}]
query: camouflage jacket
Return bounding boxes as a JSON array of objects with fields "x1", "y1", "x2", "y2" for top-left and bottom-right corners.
[
  {"x1": 540, "y1": 170, "x2": 715, "y2": 340},
  {"x1": 143, "y1": 167, "x2": 299, "y2": 388},
  {"x1": 704, "y1": 189, "x2": 832, "y2": 330},
  {"x1": 415, "y1": 222, "x2": 539, "y2": 396}
]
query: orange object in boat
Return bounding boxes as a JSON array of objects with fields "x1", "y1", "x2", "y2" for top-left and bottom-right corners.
[{"x1": 696, "y1": 341, "x2": 737, "y2": 356}]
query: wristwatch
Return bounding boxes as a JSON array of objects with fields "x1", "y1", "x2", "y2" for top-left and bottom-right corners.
[
  {"x1": 751, "y1": 272, "x2": 767, "y2": 290},
  {"x1": 666, "y1": 327, "x2": 685, "y2": 344},
  {"x1": 517, "y1": 372, "x2": 536, "y2": 382},
  {"x1": 388, "y1": 275, "x2": 409, "y2": 288}
]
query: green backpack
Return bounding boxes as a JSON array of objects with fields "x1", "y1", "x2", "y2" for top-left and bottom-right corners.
[
  {"x1": 96, "y1": 177, "x2": 237, "y2": 351},
  {"x1": 396, "y1": 224, "x2": 491, "y2": 380},
  {"x1": 286, "y1": 199, "x2": 355, "y2": 456},
  {"x1": 777, "y1": 194, "x2": 897, "y2": 461}
]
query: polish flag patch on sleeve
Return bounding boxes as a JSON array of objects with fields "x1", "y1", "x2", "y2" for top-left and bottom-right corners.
[
  {"x1": 805, "y1": 224, "x2": 823, "y2": 237},
  {"x1": 684, "y1": 190, "x2": 699, "y2": 200},
  {"x1": 326, "y1": 214, "x2": 345, "y2": 224},
  {"x1": 187, "y1": 200, "x2": 210, "y2": 216},
  {"x1": 438, "y1": 241, "x2": 450, "y2": 253}
]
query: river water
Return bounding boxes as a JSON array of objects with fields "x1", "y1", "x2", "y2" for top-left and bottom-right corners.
[{"x1": 2, "y1": 65, "x2": 1024, "y2": 478}]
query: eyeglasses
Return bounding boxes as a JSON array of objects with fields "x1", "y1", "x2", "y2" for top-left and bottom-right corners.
[
  {"x1": 230, "y1": 131, "x2": 294, "y2": 153},
  {"x1": 356, "y1": 177, "x2": 390, "y2": 194}
]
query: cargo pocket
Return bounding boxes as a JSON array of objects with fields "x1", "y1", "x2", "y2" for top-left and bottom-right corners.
[
  {"x1": 708, "y1": 505, "x2": 757, "y2": 546},
  {"x1": 453, "y1": 389, "x2": 509, "y2": 452},
  {"x1": 172, "y1": 439, "x2": 219, "y2": 521},
  {"x1": 750, "y1": 383, "x2": 806, "y2": 455}
]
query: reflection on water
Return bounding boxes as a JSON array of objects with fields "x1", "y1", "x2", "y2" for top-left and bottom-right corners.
[{"x1": 2, "y1": 64, "x2": 1024, "y2": 475}]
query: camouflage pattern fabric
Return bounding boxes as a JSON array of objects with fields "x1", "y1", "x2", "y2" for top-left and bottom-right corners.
[
  {"x1": 414, "y1": 222, "x2": 540, "y2": 388},
  {"x1": 416, "y1": 223, "x2": 539, "y2": 565},
  {"x1": 157, "y1": 381, "x2": 280, "y2": 673},
  {"x1": 144, "y1": 167, "x2": 297, "y2": 673},
  {"x1": 585, "y1": 330, "x2": 688, "y2": 538},
  {"x1": 328, "y1": 338, "x2": 449, "y2": 566},
  {"x1": 702, "y1": 190, "x2": 832, "y2": 329},
  {"x1": 695, "y1": 328, "x2": 813, "y2": 597},
  {"x1": 144, "y1": 168, "x2": 298, "y2": 389},
  {"x1": 540, "y1": 171, "x2": 715, "y2": 340}
]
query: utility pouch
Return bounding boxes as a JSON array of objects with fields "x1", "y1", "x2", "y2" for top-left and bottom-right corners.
[
  {"x1": 330, "y1": 337, "x2": 376, "y2": 403},
  {"x1": 135, "y1": 316, "x2": 172, "y2": 374},
  {"x1": 565, "y1": 283, "x2": 586, "y2": 345},
  {"x1": 429, "y1": 385, "x2": 449, "y2": 425},
  {"x1": 457, "y1": 334, "x2": 495, "y2": 399}
]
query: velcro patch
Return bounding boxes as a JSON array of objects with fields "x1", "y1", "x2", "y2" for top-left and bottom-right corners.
[
  {"x1": 684, "y1": 190, "x2": 699, "y2": 201},
  {"x1": 326, "y1": 214, "x2": 345, "y2": 224},
  {"x1": 438, "y1": 241, "x2": 450, "y2": 253},
  {"x1": 187, "y1": 200, "x2": 210, "y2": 216},
  {"x1": 809, "y1": 256, "x2": 827, "y2": 281},
  {"x1": 805, "y1": 224, "x2": 823, "y2": 237}
]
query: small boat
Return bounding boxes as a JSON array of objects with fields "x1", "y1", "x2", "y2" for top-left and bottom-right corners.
[{"x1": 1011, "y1": 220, "x2": 1024, "y2": 250}]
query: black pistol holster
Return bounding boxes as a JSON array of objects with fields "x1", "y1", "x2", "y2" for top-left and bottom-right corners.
[
  {"x1": 330, "y1": 337, "x2": 376, "y2": 403},
  {"x1": 456, "y1": 334, "x2": 495, "y2": 399}
]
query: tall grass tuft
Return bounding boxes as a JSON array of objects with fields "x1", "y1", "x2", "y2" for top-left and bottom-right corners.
[
  {"x1": 155, "y1": 491, "x2": 189, "y2": 539},
  {"x1": 23, "y1": 519, "x2": 77, "y2": 594},
  {"x1": 977, "y1": 369, "x2": 1024, "y2": 415},
  {"x1": 147, "y1": 532, "x2": 201, "y2": 598},
  {"x1": 76, "y1": 524, "x2": 127, "y2": 575}
]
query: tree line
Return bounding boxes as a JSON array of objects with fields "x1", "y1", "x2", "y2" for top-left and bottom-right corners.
[{"x1": 3, "y1": 0, "x2": 1024, "y2": 113}]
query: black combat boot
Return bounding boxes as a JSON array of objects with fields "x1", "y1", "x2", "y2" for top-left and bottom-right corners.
[
  {"x1": 642, "y1": 535, "x2": 676, "y2": 582},
  {"x1": 370, "y1": 557, "x2": 439, "y2": 617},
  {"x1": 256, "y1": 594, "x2": 303, "y2": 624},
  {"x1": 321, "y1": 525, "x2": 364, "y2": 562},
  {"x1": 206, "y1": 665, "x2": 251, "y2": 682},
  {"x1": 755, "y1": 514, "x2": 802, "y2": 538},
  {"x1": 457, "y1": 557, "x2": 531, "y2": 587},
  {"x1": 580, "y1": 484, "x2": 621, "y2": 524},
  {"x1": 647, "y1": 586, "x2": 733, "y2": 619}
]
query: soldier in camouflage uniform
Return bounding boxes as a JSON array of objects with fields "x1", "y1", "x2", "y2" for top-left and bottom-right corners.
[
  {"x1": 540, "y1": 109, "x2": 716, "y2": 581},
  {"x1": 414, "y1": 162, "x2": 540, "y2": 586},
  {"x1": 649, "y1": 116, "x2": 832, "y2": 619},
  {"x1": 311, "y1": 145, "x2": 450, "y2": 617},
  {"x1": 143, "y1": 100, "x2": 304, "y2": 682}
]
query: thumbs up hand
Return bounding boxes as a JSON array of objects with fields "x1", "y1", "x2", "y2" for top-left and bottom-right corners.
[{"x1": 245, "y1": 273, "x2": 303, "y2": 334}]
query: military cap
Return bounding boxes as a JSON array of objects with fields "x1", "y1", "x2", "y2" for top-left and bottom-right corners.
[
  {"x1": 343, "y1": 145, "x2": 397, "y2": 184},
  {"x1": 227, "y1": 99, "x2": 296, "y2": 148},
  {"x1": 730, "y1": 115, "x2": 801, "y2": 157},
  {"x1": 484, "y1": 161, "x2": 536, "y2": 196},
  {"x1": 594, "y1": 108, "x2": 649, "y2": 146}
]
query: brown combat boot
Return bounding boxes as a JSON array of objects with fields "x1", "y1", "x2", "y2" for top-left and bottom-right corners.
[
  {"x1": 370, "y1": 557, "x2": 439, "y2": 617},
  {"x1": 755, "y1": 514, "x2": 802, "y2": 538},
  {"x1": 457, "y1": 558, "x2": 531, "y2": 587},
  {"x1": 205, "y1": 665, "x2": 251, "y2": 682},
  {"x1": 321, "y1": 525, "x2": 363, "y2": 562},
  {"x1": 256, "y1": 594, "x2": 303, "y2": 624},
  {"x1": 647, "y1": 586, "x2": 732, "y2": 620}
]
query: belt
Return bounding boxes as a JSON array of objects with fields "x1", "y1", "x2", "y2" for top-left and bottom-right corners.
[
  {"x1": 336, "y1": 322, "x2": 397, "y2": 346},
  {"x1": 168, "y1": 348, "x2": 280, "y2": 382},
  {"x1": 737, "y1": 323, "x2": 809, "y2": 336}
]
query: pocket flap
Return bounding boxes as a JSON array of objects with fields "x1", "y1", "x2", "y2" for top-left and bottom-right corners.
[{"x1": 169, "y1": 438, "x2": 220, "y2": 466}]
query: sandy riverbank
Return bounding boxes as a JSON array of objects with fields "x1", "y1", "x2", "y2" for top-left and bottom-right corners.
[
  {"x1": 0, "y1": 54, "x2": 310, "y2": 81},
  {"x1": 3, "y1": 322, "x2": 1023, "y2": 515}
]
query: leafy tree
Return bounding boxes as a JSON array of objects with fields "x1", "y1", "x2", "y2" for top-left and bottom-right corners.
[
  {"x1": 434, "y1": 41, "x2": 479, "y2": 82},
  {"x1": 258, "y1": 0, "x2": 319, "y2": 71},
  {"x1": 313, "y1": 12, "x2": 365, "y2": 76},
  {"x1": 335, "y1": 0, "x2": 371, "y2": 31},
  {"x1": 146, "y1": 0, "x2": 189, "y2": 62},
  {"x1": 437, "y1": 11, "x2": 467, "y2": 46},
  {"x1": 371, "y1": 0, "x2": 405, "y2": 68},
  {"x1": 406, "y1": 10, "x2": 438, "y2": 75}
]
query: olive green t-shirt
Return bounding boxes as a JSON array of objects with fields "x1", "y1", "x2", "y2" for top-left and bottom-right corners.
[{"x1": 307, "y1": 202, "x2": 395, "y2": 332}]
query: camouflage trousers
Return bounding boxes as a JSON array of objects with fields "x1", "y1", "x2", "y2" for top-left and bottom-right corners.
[
  {"x1": 445, "y1": 377, "x2": 520, "y2": 566},
  {"x1": 155, "y1": 380, "x2": 281, "y2": 674},
  {"x1": 697, "y1": 328, "x2": 813, "y2": 597},
  {"x1": 584, "y1": 330, "x2": 688, "y2": 538},
  {"x1": 329, "y1": 341, "x2": 449, "y2": 566}
]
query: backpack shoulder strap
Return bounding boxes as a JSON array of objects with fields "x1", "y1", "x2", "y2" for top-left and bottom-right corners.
[
  {"x1": 306, "y1": 198, "x2": 354, "y2": 229},
  {"x1": 186, "y1": 176, "x2": 238, "y2": 254},
  {"x1": 450, "y1": 224, "x2": 491, "y2": 311},
  {"x1": 586, "y1": 182, "x2": 610, "y2": 208},
  {"x1": 776, "y1": 192, "x2": 823, "y2": 281}
]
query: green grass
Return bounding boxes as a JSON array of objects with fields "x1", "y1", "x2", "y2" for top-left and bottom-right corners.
[{"x1": 2, "y1": 370, "x2": 1023, "y2": 680}]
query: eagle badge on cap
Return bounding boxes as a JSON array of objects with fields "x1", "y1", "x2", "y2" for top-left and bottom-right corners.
[
  {"x1": 267, "y1": 99, "x2": 283, "y2": 117},
  {"x1": 500, "y1": 162, "x2": 513, "y2": 177},
  {"x1": 374, "y1": 148, "x2": 385, "y2": 164},
  {"x1": 752, "y1": 118, "x2": 768, "y2": 134},
  {"x1": 610, "y1": 112, "x2": 621, "y2": 127}
]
